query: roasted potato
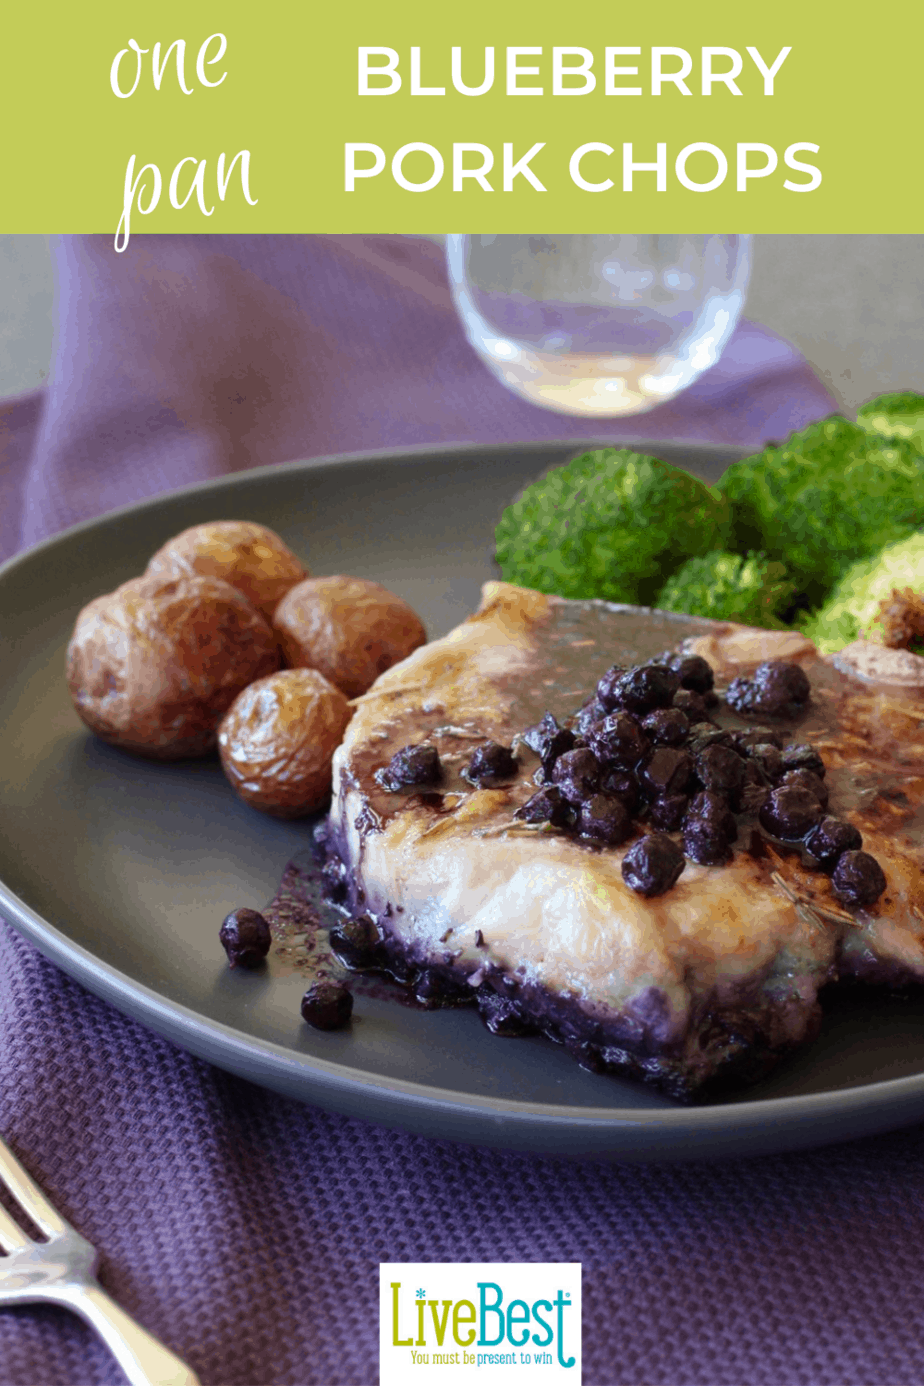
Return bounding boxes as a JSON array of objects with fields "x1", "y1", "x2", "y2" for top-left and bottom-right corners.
[
  {"x1": 218, "y1": 668, "x2": 352, "y2": 817},
  {"x1": 66, "y1": 574, "x2": 279, "y2": 759},
  {"x1": 273, "y1": 575, "x2": 426, "y2": 698},
  {"x1": 146, "y1": 520, "x2": 308, "y2": 621}
]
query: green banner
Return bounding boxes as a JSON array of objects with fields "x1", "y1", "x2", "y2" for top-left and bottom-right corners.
[{"x1": 5, "y1": 0, "x2": 920, "y2": 239}]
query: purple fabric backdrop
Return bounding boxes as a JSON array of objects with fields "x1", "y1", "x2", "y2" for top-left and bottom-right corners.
[
  {"x1": 4, "y1": 234, "x2": 921, "y2": 1386},
  {"x1": 3, "y1": 234, "x2": 834, "y2": 564}
]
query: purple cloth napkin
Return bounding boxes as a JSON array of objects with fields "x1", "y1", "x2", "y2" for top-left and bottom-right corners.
[{"x1": 5, "y1": 234, "x2": 920, "y2": 1386}]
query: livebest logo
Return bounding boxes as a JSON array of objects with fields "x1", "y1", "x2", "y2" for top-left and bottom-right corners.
[{"x1": 379, "y1": 1263, "x2": 581, "y2": 1385}]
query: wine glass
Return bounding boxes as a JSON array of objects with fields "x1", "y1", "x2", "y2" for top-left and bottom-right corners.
[{"x1": 445, "y1": 234, "x2": 751, "y2": 417}]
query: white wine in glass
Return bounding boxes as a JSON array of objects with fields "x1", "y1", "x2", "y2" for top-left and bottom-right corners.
[{"x1": 446, "y1": 234, "x2": 751, "y2": 417}]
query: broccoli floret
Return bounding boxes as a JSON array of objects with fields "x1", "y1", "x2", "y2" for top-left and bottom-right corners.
[
  {"x1": 857, "y1": 391, "x2": 924, "y2": 457},
  {"x1": 656, "y1": 551, "x2": 795, "y2": 629},
  {"x1": 494, "y1": 448, "x2": 731, "y2": 606},
  {"x1": 802, "y1": 532, "x2": 924, "y2": 653},
  {"x1": 717, "y1": 416, "x2": 924, "y2": 604}
]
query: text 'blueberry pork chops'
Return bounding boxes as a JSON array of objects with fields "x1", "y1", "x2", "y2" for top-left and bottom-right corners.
[{"x1": 324, "y1": 583, "x2": 924, "y2": 1100}]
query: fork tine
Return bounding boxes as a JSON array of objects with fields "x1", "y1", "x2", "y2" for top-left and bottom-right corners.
[
  {"x1": 0, "y1": 1134, "x2": 69, "y2": 1239},
  {"x1": 0, "y1": 1199, "x2": 33, "y2": 1252}
]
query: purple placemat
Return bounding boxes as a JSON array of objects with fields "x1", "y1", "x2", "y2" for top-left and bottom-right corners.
[{"x1": 3, "y1": 234, "x2": 920, "y2": 1386}]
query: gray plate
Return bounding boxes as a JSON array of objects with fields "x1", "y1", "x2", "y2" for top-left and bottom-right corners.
[{"x1": 3, "y1": 440, "x2": 924, "y2": 1164}]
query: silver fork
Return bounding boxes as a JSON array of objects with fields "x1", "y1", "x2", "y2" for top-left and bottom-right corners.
[{"x1": 0, "y1": 1132, "x2": 200, "y2": 1386}]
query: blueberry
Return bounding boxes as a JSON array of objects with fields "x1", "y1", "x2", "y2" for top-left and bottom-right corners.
[
  {"x1": 759, "y1": 785, "x2": 824, "y2": 840},
  {"x1": 642, "y1": 708, "x2": 690, "y2": 746},
  {"x1": 728, "y1": 662, "x2": 811, "y2": 719},
  {"x1": 219, "y1": 908, "x2": 271, "y2": 969},
  {"x1": 380, "y1": 743, "x2": 442, "y2": 791},
  {"x1": 614, "y1": 664, "x2": 681, "y2": 714},
  {"x1": 666, "y1": 653, "x2": 715, "y2": 694},
  {"x1": 523, "y1": 714, "x2": 575, "y2": 770},
  {"x1": 686, "y1": 790, "x2": 738, "y2": 843},
  {"x1": 695, "y1": 744, "x2": 746, "y2": 805},
  {"x1": 780, "y1": 768, "x2": 828, "y2": 810},
  {"x1": 739, "y1": 778, "x2": 772, "y2": 814},
  {"x1": 535, "y1": 727, "x2": 577, "y2": 776},
  {"x1": 589, "y1": 713, "x2": 649, "y2": 769},
  {"x1": 328, "y1": 914, "x2": 383, "y2": 969},
  {"x1": 466, "y1": 741, "x2": 518, "y2": 783},
  {"x1": 621, "y1": 833, "x2": 686, "y2": 897},
  {"x1": 552, "y1": 748, "x2": 601, "y2": 804},
  {"x1": 726, "y1": 676, "x2": 758, "y2": 716},
  {"x1": 743, "y1": 742, "x2": 784, "y2": 781},
  {"x1": 687, "y1": 725, "x2": 734, "y2": 757},
  {"x1": 673, "y1": 688, "x2": 712, "y2": 724},
  {"x1": 599, "y1": 768, "x2": 641, "y2": 813},
  {"x1": 596, "y1": 666, "x2": 629, "y2": 712},
  {"x1": 804, "y1": 816, "x2": 863, "y2": 871},
  {"x1": 780, "y1": 744, "x2": 826, "y2": 779},
  {"x1": 754, "y1": 660, "x2": 810, "y2": 711},
  {"x1": 640, "y1": 746, "x2": 694, "y2": 799},
  {"x1": 301, "y1": 980, "x2": 353, "y2": 1030},
  {"x1": 515, "y1": 786, "x2": 574, "y2": 829},
  {"x1": 832, "y1": 850, "x2": 887, "y2": 908},
  {"x1": 683, "y1": 820, "x2": 732, "y2": 866},
  {"x1": 649, "y1": 793, "x2": 689, "y2": 832},
  {"x1": 542, "y1": 742, "x2": 578, "y2": 780},
  {"x1": 523, "y1": 712, "x2": 558, "y2": 754},
  {"x1": 575, "y1": 697, "x2": 607, "y2": 736},
  {"x1": 579, "y1": 794, "x2": 631, "y2": 845},
  {"x1": 733, "y1": 728, "x2": 785, "y2": 751}
]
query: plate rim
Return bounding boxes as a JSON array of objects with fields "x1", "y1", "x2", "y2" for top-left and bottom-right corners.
[{"x1": 0, "y1": 437, "x2": 748, "y2": 587}]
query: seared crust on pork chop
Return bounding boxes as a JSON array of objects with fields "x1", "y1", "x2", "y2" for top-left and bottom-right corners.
[{"x1": 326, "y1": 583, "x2": 924, "y2": 1099}]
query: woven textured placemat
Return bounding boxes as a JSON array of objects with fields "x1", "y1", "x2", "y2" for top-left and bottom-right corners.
[{"x1": 4, "y1": 921, "x2": 924, "y2": 1386}]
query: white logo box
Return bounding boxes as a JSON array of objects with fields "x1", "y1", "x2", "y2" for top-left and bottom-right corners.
[{"x1": 380, "y1": 1262, "x2": 582, "y2": 1386}]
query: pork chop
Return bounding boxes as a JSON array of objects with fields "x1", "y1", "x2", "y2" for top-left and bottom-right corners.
[{"x1": 325, "y1": 583, "x2": 924, "y2": 1099}]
